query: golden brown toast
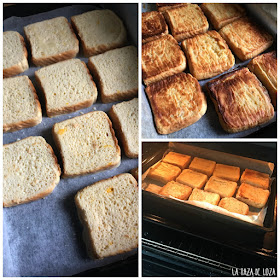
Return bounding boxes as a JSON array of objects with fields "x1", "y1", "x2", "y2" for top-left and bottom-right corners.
[
  {"x1": 213, "y1": 163, "x2": 240, "y2": 182},
  {"x1": 207, "y1": 68, "x2": 274, "y2": 133},
  {"x1": 145, "y1": 183, "x2": 162, "y2": 194},
  {"x1": 189, "y1": 157, "x2": 216, "y2": 177},
  {"x1": 145, "y1": 72, "x2": 207, "y2": 134},
  {"x1": 181, "y1": 30, "x2": 235, "y2": 80},
  {"x1": 142, "y1": 34, "x2": 186, "y2": 85},
  {"x1": 162, "y1": 151, "x2": 191, "y2": 169},
  {"x1": 219, "y1": 197, "x2": 249, "y2": 215},
  {"x1": 156, "y1": 3, "x2": 188, "y2": 12},
  {"x1": 219, "y1": 17, "x2": 273, "y2": 61},
  {"x1": 240, "y1": 169, "x2": 270, "y2": 190},
  {"x1": 189, "y1": 188, "x2": 220, "y2": 206},
  {"x1": 160, "y1": 181, "x2": 192, "y2": 200},
  {"x1": 201, "y1": 3, "x2": 246, "y2": 30},
  {"x1": 176, "y1": 169, "x2": 208, "y2": 189}
]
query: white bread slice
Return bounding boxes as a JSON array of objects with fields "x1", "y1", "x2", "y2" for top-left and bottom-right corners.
[
  {"x1": 35, "y1": 59, "x2": 97, "y2": 117},
  {"x1": 24, "y1": 16, "x2": 79, "y2": 66},
  {"x1": 3, "y1": 136, "x2": 61, "y2": 207},
  {"x1": 109, "y1": 98, "x2": 138, "y2": 158},
  {"x1": 75, "y1": 173, "x2": 138, "y2": 259},
  {"x1": 88, "y1": 46, "x2": 138, "y2": 103},
  {"x1": 53, "y1": 111, "x2": 121, "y2": 177},
  {"x1": 3, "y1": 31, "x2": 29, "y2": 77},
  {"x1": 4, "y1": 76, "x2": 42, "y2": 132},
  {"x1": 71, "y1": 9, "x2": 127, "y2": 57}
]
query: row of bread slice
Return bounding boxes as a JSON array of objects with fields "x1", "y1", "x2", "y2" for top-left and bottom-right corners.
[{"x1": 3, "y1": 9, "x2": 127, "y2": 77}]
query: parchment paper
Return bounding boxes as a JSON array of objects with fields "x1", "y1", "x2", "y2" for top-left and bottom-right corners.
[
  {"x1": 3, "y1": 4, "x2": 138, "y2": 277},
  {"x1": 141, "y1": 3, "x2": 277, "y2": 139}
]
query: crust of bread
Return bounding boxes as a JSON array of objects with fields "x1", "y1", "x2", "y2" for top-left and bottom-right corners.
[
  {"x1": 142, "y1": 34, "x2": 186, "y2": 85},
  {"x1": 200, "y1": 3, "x2": 246, "y2": 30},
  {"x1": 164, "y1": 4, "x2": 209, "y2": 42},
  {"x1": 219, "y1": 17, "x2": 273, "y2": 61},
  {"x1": 181, "y1": 30, "x2": 235, "y2": 80},
  {"x1": 218, "y1": 197, "x2": 249, "y2": 215},
  {"x1": 248, "y1": 51, "x2": 277, "y2": 108},
  {"x1": 3, "y1": 78, "x2": 42, "y2": 133},
  {"x1": 240, "y1": 168, "x2": 270, "y2": 190},
  {"x1": 207, "y1": 68, "x2": 275, "y2": 133},
  {"x1": 145, "y1": 72, "x2": 207, "y2": 134}
]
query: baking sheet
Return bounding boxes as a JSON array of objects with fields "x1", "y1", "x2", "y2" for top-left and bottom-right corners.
[
  {"x1": 3, "y1": 4, "x2": 138, "y2": 277},
  {"x1": 141, "y1": 3, "x2": 277, "y2": 139}
]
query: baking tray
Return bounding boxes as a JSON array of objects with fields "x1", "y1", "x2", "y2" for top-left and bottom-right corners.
[
  {"x1": 3, "y1": 4, "x2": 138, "y2": 277},
  {"x1": 141, "y1": 3, "x2": 277, "y2": 139}
]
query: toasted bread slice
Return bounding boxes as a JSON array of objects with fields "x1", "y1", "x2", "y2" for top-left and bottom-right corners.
[
  {"x1": 219, "y1": 17, "x2": 273, "y2": 61},
  {"x1": 201, "y1": 3, "x2": 246, "y2": 30},
  {"x1": 248, "y1": 51, "x2": 277, "y2": 108},
  {"x1": 176, "y1": 169, "x2": 208, "y2": 189},
  {"x1": 189, "y1": 157, "x2": 216, "y2": 177},
  {"x1": 181, "y1": 30, "x2": 235, "y2": 80},
  {"x1": 160, "y1": 181, "x2": 192, "y2": 200},
  {"x1": 142, "y1": 34, "x2": 186, "y2": 85},
  {"x1": 240, "y1": 169, "x2": 270, "y2": 190},
  {"x1": 145, "y1": 72, "x2": 207, "y2": 134},
  {"x1": 156, "y1": 3, "x2": 189, "y2": 12},
  {"x1": 189, "y1": 188, "x2": 220, "y2": 206},
  {"x1": 4, "y1": 76, "x2": 42, "y2": 132},
  {"x1": 207, "y1": 68, "x2": 274, "y2": 133},
  {"x1": 205, "y1": 176, "x2": 237, "y2": 198},
  {"x1": 219, "y1": 197, "x2": 249, "y2": 215},
  {"x1": 162, "y1": 151, "x2": 191, "y2": 169},
  {"x1": 163, "y1": 4, "x2": 208, "y2": 42},
  {"x1": 142, "y1": 11, "x2": 168, "y2": 43},
  {"x1": 236, "y1": 183, "x2": 270, "y2": 208},
  {"x1": 24, "y1": 16, "x2": 79, "y2": 66},
  {"x1": 213, "y1": 163, "x2": 240, "y2": 182},
  {"x1": 3, "y1": 31, "x2": 29, "y2": 77},
  {"x1": 145, "y1": 184, "x2": 162, "y2": 195}
]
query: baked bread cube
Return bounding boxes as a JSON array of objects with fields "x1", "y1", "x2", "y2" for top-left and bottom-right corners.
[
  {"x1": 109, "y1": 98, "x2": 138, "y2": 158},
  {"x1": 189, "y1": 188, "x2": 220, "y2": 206},
  {"x1": 3, "y1": 136, "x2": 61, "y2": 207},
  {"x1": 147, "y1": 162, "x2": 181, "y2": 184},
  {"x1": 142, "y1": 34, "x2": 186, "y2": 85},
  {"x1": 189, "y1": 157, "x2": 216, "y2": 177},
  {"x1": 213, "y1": 163, "x2": 240, "y2": 182},
  {"x1": 3, "y1": 31, "x2": 28, "y2": 77},
  {"x1": 176, "y1": 169, "x2": 208, "y2": 189},
  {"x1": 145, "y1": 184, "x2": 162, "y2": 195},
  {"x1": 218, "y1": 197, "x2": 249, "y2": 215},
  {"x1": 204, "y1": 176, "x2": 237, "y2": 198},
  {"x1": 219, "y1": 17, "x2": 273, "y2": 61},
  {"x1": 162, "y1": 151, "x2": 191, "y2": 169},
  {"x1": 164, "y1": 4, "x2": 209, "y2": 42},
  {"x1": 236, "y1": 183, "x2": 270, "y2": 208},
  {"x1": 201, "y1": 3, "x2": 246, "y2": 30},
  {"x1": 75, "y1": 173, "x2": 138, "y2": 259},
  {"x1": 181, "y1": 30, "x2": 235, "y2": 80},
  {"x1": 240, "y1": 169, "x2": 270, "y2": 190},
  {"x1": 35, "y1": 59, "x2": 97, "y2": 117},
  {"x1": 71, "y1": 9, "x2": 127, "y2": 57},
  {"x1": 156, "y1": 3, "x2": 188, "y2": 12},
  {"x1": 142, "y1": 11, "x2": 168, "y2": 44},
  {"x1": 160, "y1": 181, "x2": 192, "y2": 200},
  {"x1": 145, "y1": 72, "x2": 207, "y2": 134},
  {"x1": 207, "y1": 68, "x2": 274, "y2": 133},
  {"x1": 248, "y1": 51, "x2": 277, "y2": 108},
  {"x1": 53, "y1": 111, "x2": 121, "y2": 177},
  {"x1": 24, "y1": 16, "x2": 79, "y2": 66},
  {"x1": 88, "y1": 46, "x2": 138, "y2": 103},
  {"x1": 4, "y1": 76, "x2": 42, "y2": 132}
]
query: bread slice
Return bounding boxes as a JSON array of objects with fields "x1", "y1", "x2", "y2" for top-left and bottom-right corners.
[
  {"x1": 219, "y1": 17, "x2": 273, "y2": 61},
  {"x1": 142, "y1": 34, "x2": 186, "y2": 85},
  {"x1": 4, "y1": 76, "x2": 42, "y2": 132},
  {"x1": 71, "y1": 9, "x2": 127, "y2": 57},
  {"x1": 176, "y1": 169, "x2": 208, "y2": 189},
  {"x1": 3, "y1": 31, "x2": 29, "y2": 77},
  {"x1": 189, "y1": 157, "x2": 216, "y2": 177},
  {"x1": 240, "y1": 169, "x2": 270, "y2": 190},
  {"x1": 160, "y1": 181, "x2": 192, "y2": 200},
  {"x1": 109, "y1": 98, "x2": 138, "y2": 158},
  {"x1": 3, "y1": 136, "x2": 61, "y2": 207},
  {"x1": 201, "y1": 3, "x2": 246, "y2": 30},
  {"x1": 162, "y1": 151, "x2": 191, "y2": 169},
  {"x1": 24, "y1": 16, "x2": 79, "y2": 66},
  {"x1": 163, "y1": 4, "x2": 209, "y2": 42},
  {"x1": 88, "y1": 46, "x2": 138, "y2": 103},
  {"x1": 35, "y1": 59, "x2": 97, "y2": 117},
  {"x1": 181, "y1": 30, "x2": 235, "y2": 80},
  {"x1": 207, "y1": 68, "x2": 274, "y2": 133},
  {"x1": 213, "y1": 163, "x2": 240, "y2": 182},
  {"x1": 142, "y1": 11, "x2": 168, "y2": 44},
  {"x1": 145, "y1": 183, "x2": 162, "y2": 195},
  {"x1": 53, "y1": 111, "x2": 121, "y2": 177},
  {"x1": 236, "y1": 183, "x2": 270, "y2": 208},
  {"x1": 218, "y1": 197, "x2": 249, "y2": 215},
  {"x1": 248, "y1": 51, "x2": 277, "y2": 108},
  {"x1": 189, "y1": 188, "x2": 220, "y2": 206},
  {"x1": 145, "y1": 72, "x2": 207, "y2": 134},
  {"x1": 75, "y1": 173, "x2": 138, "y2": 259},
  {"x1": 156, "y1": 3, "x2": 188, "y2": 12}
]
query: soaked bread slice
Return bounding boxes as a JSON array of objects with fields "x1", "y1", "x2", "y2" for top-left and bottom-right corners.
[{"x1": 219, "y1": 197, "x2": 249, "y2": 215}]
